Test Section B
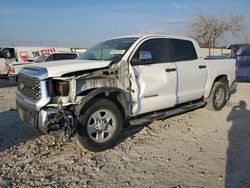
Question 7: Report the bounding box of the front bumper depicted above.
[17,95,59,134]
[16,90,55,134]
[16,91,38,128]
[17,96,38,129]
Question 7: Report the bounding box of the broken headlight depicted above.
[53,80,70,96]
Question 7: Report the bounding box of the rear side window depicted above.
[45,54,54,61]
[63,54,77,60]
[170,39,197,61]
[53,54,77,61]
[45,53,77,61]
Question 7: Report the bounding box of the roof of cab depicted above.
[110,34,195,42]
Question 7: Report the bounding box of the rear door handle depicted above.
[165,68,176,72]
[199,65,206,69]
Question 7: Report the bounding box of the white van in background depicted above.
[0,46,75,76]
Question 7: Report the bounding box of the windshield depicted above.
[35,53,50,63]
[78,37,138,63]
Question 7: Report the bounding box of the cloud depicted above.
[171,3,187,9]
[139,28,166,35]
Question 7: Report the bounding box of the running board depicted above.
[130,101,206,126]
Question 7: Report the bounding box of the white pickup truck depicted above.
[16,35,236,152]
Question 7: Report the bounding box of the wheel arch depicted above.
[206,74,229,99]
[74,87,131,121]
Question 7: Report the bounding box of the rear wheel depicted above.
[206,82,227,111]
[76,98,123,152]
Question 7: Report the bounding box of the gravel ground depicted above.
[0,79,250,188]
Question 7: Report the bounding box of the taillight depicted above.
[53,80,69,96]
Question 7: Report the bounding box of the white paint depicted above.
[175,58,207,104]
[133,62,177,115]
[29,59,111,77]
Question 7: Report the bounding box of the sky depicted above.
[0,0,249,48]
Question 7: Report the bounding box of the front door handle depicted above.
[165,68,176,72]
[199,65,206,69]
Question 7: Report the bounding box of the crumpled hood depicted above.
[20,59,111,78]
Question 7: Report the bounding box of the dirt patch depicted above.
[0,80,249,187]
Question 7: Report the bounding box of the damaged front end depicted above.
[38,104,76,140]
[17,61,133,141]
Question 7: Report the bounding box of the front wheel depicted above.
[206,82,227,111]
[76,98,123,152]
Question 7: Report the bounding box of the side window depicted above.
[71,54,78,59]
[0,48,15,59]
[165,39,175,62]
[53,54,62,61]
[61,54,68,60]
[170,39,198,61]
[56,54,77,60]
[63,54,77,60]
[45,54,54,61]
[131,38,166,65]
[9,48,15,58]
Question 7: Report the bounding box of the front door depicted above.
[130,38,177,115]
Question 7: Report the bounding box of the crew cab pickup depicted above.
[16,35,236,152]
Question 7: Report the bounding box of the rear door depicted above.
[130,38,177,115]
[169,39,207,104]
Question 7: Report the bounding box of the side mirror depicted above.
[139,51,152,64]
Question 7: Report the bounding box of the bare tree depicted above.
[187,12,245,47]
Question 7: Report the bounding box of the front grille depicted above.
[17,74,41,101]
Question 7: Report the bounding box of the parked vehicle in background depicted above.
[8,52,79,80]
[34,52,78,63]
[0,47,74,76]
[16,35,236,152]
[229,44,250,82]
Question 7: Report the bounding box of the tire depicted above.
[76,98,124,152]
[206,82,227,111]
